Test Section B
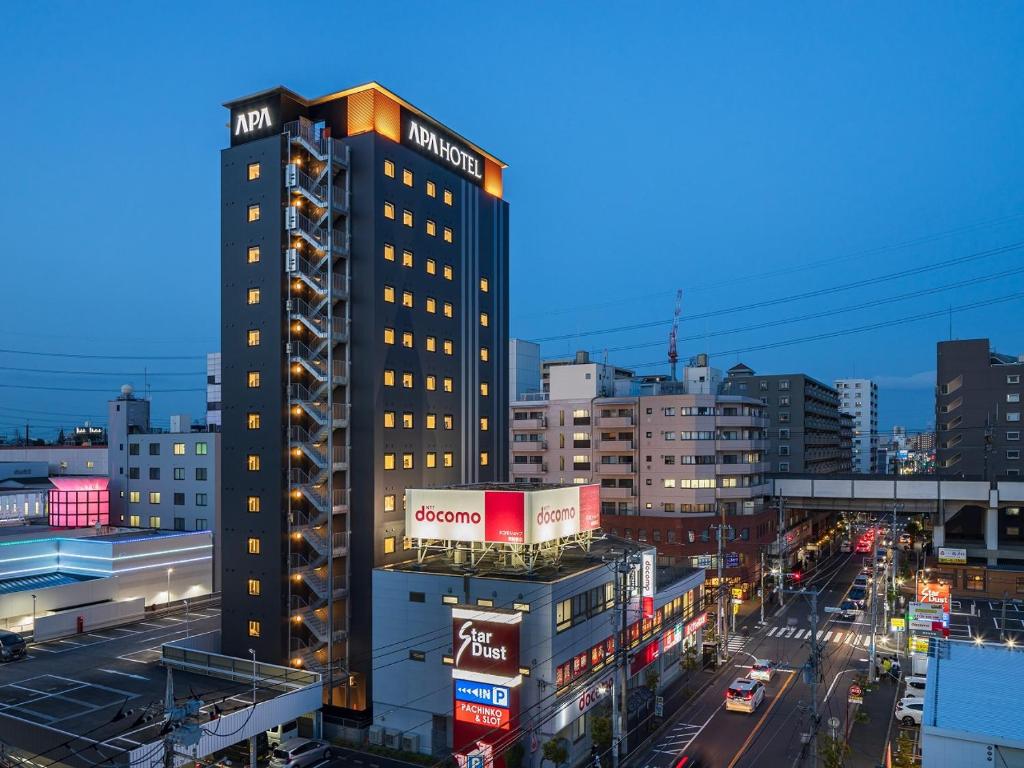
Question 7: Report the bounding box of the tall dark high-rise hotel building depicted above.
[220,83,509,712]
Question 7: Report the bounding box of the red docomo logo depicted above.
[536,505,576,525]
[415,506,481,525]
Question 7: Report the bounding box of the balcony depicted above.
[601,486,636,499]
[512,440,547,452]
[512,462,547,475]
[596,439,634,451]
[715,462,765,475]
[512,417,547,430]
[717,482,771,499]
[597,415,634,428]
[717,415,770,429]
[597,462,634,475]
[715,439,769,452]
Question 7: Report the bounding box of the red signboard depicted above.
[484,491,526,544]
[630,639,660,676]
[455,700,510,730]
[684,612,707,637]
[453,608,522,680]
[579,484,601,531]
[917,582,951,614]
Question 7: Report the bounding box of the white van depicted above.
[266,721,299,748]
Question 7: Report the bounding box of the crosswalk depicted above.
[764,626,870,645]
[726,634,750,652]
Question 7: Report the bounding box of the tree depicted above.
[681,643,699,673]
[645,670,660,691]
[818,734,849,768]
[892,732,916,768]
[541,739,568,768]
[591,715,612,756]
[505,742,525,768]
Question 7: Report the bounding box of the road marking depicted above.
[28,645,58,653]
[98,668,149,681]
[795,629,807,639]
[726,671,797,768]
[785,627,796,638]
[56,639,86,646]
[137,622,164,628]
[824,631,833,641]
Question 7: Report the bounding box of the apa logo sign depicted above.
[234,106,272,137]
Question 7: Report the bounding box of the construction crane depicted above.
[668,289,682,381]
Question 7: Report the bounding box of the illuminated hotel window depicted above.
[248,620,261,638]
[402,250,414,268]
[384,202,395,219]
[248,579,261,596]
[247,537,260,554]
[247,287,261,305]
[426,297,437,313]
[247,204,260,222]
[247,496,260,513]
[173,442,186,455]
[384,494,396,512]
[384,159,395,178]
[402,331,414,348]
[384,536,396,554]
[384,369,395,387]
[480,382,490,397]
[480,312,490,327]
[443,227,453,243]
[426,452,437,468]
[384,243,395,261]
[402,290,413,308]
[480,277,489,292]
[480,452,489,467]
[247,329,260,347]
[443,339,454,356]
[426,258,436,275]
[384,453,396,470]
[129,491,140,503]
[402,371,414,388]
[402,412,414,429]
[129,515,140,526]
[247,454,260,471]
[403,168,413,187]
[443,302,453,318]
[247,246,260,263]
[247,371,260,388]
[443,265,454,281]
[443,377,454,393]
[403,209,413,227]
[149,492,161,504]
[384,285,395,303]
[247,163,260,181]
[426,375,437,391]
[426,180,436,198]
[480,347,489,362]
[444,414,454,430]
[426,413,437,430]
[149,516,161,528]
[480,417,489,431]
[443,452,454,467]
[426,220,436,236]
[444,189,453,206]
[402,453,414,470]
[426,336,437,352]
[247,413,261,430]
[196,442,208,455]
[384,411,396,428]
[384,327,395,345]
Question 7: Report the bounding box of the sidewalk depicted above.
[845,667,899,768]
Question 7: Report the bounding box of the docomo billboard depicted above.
[407,485,601,545]
[452,607,522,684]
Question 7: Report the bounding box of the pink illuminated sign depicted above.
[48,477,109,528]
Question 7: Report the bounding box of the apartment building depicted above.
[835,378,879,473]
[221,83,508,712]
[510,362,773,592]
[721,363,851,473]
[540,351,634,393]
[509,338,541,400]
[937,339,1024,478]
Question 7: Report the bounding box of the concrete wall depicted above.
[0,447,107,476]
[923,729,1024,768]
[34,597,144,641]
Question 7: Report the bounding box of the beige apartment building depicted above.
[510,360,776,593]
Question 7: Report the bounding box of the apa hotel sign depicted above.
[401,109,485,185]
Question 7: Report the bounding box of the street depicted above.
[631,550,896,768]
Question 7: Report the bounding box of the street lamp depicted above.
[31,594,36,635]
[248,648,257,706]
[166,567,173,606]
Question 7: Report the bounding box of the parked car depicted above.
[895,697,924,726]
[269,739,332,768]
[266,721,299,748]
[848,587,867,607]
[853,575,869,589]
[725,678,766,713]
[838,600,860,621]
[0,630,27,662]
[749,659,775,682]
[904,675,927,695]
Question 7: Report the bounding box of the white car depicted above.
[269,739,333,768]
[725,678,766,713]
[748,659,775,682]
[896,697,924,726]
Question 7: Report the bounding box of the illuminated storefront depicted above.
[48,476,110,528]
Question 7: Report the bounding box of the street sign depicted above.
[848,683,863,705]
[890,617,906,632]
[726,553,740,568]
[654,696,664,717]
[697,555,713,568]
[455,680,511,708]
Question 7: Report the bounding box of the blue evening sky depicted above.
[1,1,1023,440]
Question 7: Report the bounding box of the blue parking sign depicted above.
[455,680,511,708]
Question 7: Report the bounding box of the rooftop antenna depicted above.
[668,289,682,381]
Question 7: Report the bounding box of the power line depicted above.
[528,240,1024,343]
[0,384,205,393]
[0,348,205,361]
[0,365,205,377]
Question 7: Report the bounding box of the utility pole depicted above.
[759,549,766,625]
[783,585,822,768]
[609,549,635,768]
[869,541,879,682]
[1001,591,1009,642]
[776,496,786,608]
